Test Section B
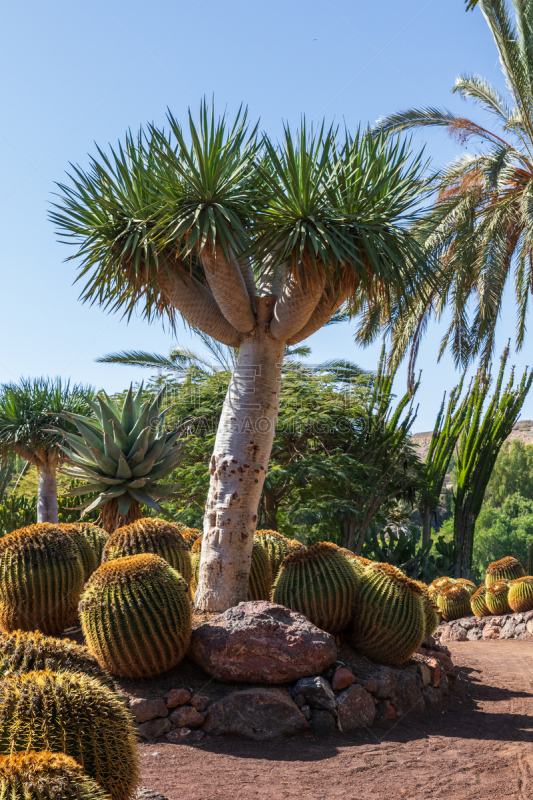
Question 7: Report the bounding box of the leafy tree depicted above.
[0,378,93,523]
[52,102,432,611]
[484,438,533,506]
[472,493,533,574]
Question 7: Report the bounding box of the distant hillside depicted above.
[412,420,533,462]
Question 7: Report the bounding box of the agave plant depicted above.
[58,385,184,532]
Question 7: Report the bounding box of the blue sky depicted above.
[0,0,527,429]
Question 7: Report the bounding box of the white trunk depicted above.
[195,296,284,612]
[37,465,58,524]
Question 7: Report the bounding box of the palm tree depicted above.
[0,378,94,523]
[371,0,533,379]
[51,102,434,611]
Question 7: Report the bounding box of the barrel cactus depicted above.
[455,578,477,598]
[508,576,533,613]
[180,528,201,548]
[0,524,84,635]
[191,535,272,600]
[60,523,99,581]
[0,751,112,800]
[339,549,373,573]
[72,522,109,561]
[413,580,440,635]
[345,562,425,666]
[101,517,192,587]
[0,630,113,689]
[428,576,455,599]
[271,542,359,635]
[471,584,491,617]
[0,670,138,800]
[255,530,295,579]
[437,583,471,621]
[80,554,191,678]
[486,556,525,587]
[486,580,511,614]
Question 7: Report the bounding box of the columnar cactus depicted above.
[0,524,84,635]
[436,583,471,621]
[486,580,511,614]
[0,630,113,689]
[455,578,477,598]
[101,517,192,587]
[471,584,491,617]
[0,670,139,800]
[72,522,109,561]
[271,542,359,635]
[0,752,112,800]
[345,562,425,666]
[413,580,440,635]
[508,576,533,613]
[191,535,273,600]
[486,556,525,587]
[79,554,192,678]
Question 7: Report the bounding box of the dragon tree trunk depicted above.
[37,465,58,524]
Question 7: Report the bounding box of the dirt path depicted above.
[140,641,533,800]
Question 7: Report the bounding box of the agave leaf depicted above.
[118,494,133,515]
[116,453,133,479]
[61,464,124,485]
[129,448,145,467]
[62,415,105,451]
[90,448,120,475]
[81,494,112,516]
[103,431,124,462]
[127,427,151,460]
[131,458,155,478]
[100,486,128,498]
[59,448,100,470]
[121,385,136,435]
[149,483,181,498]
[145,435,166,463]
[127,487,162,512]
[133,382,144,416]
[147,385,166,423]
[61,433,98,464]
[111,419,129,451]
[160,429,184,459]
[126,401,151,449]
[96,396,118,438]
[63,482,110,496]
[57,411,104,434]
[126,478,148,489]
[102,392,123,425]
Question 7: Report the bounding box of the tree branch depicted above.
[286,282,350,345]
[269,268,326,341]
[200,245,257,334]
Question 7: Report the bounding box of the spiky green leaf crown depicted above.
[57,383,184,517]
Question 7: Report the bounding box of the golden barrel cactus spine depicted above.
[486,580,511,614]
[471,584,491,617]
[428,576,456,600]
[0,524,84,635]
[508,576,533,613]
[72,522,109,561]
[255,530,304,580]
[0,751,112,800]
[80,554,192,678]
[0,670,139,800]
[437,583,471,621]
[413,580,440,635]
[485,556,525,587]
[59,523,99,581]
[455,578,477,598]
[271,542,359,635]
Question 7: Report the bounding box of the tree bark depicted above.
[263,488,279,530]
[100,497,142,534]
[37,465,58,524]
[195,296,285,612]
[343,517,356,551]
[422,506,431,548]
[454,501,474,579]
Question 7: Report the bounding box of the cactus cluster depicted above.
[180,528,202,547]
[486,580,511,614]
[80,553,191,678]
[0,670,138,800]
[413,580,440,635]
[437,583,471,621]
[101,517,192,587]
[428,576,455,599]
[486,557,525,587]
[455,578,477,598]
[73,522,109,561]
[0,524,84,635]
[345,562,425,666]
[255,530,305,580]
[508,576,533,613]
[0,630,113,689]
[471,584,491,617]
[271,542,359,635]
[0,752,112,800]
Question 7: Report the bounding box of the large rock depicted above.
[336,685,375,732]
[189,601,337,683]
[202,687,309,740]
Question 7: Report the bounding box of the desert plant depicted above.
[101,517,192,587]
[271,542,359,634]
[79,554,191,678]
[180,527,201,547]
[413,580,440,635]
[471,584,490,617]
[255,530,304,580]
[0,670,138,800]
[57,385,184,533]
[455,578,477,598]
[73,522,109,561]
[0,630,113,689]
[0,751,112,800]
[437,583,471,621]
[508,577,533,613]
[0,524,84,635]
[428,576,456,599]
[486,580,511,614]
[191,535,272,600]
[0,494,37,536]
[486,556,526,587]
[60,523,99,581]
[345,562,425,666]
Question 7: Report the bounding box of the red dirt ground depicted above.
[139,641,533,800]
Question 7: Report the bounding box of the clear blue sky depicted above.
[0,0,526,430]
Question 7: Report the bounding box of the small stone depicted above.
[440,626,467,642]
[169,706,205,728]
[332,667,355,691]
[500,619,517,639]
[457,618,475,630]
[364,680,379,694]
[136,718,172,740]
[190,693,209,712]
[166,727,205,744]
[336,684,375,732]
[301,704,312,720]
[166,689,191,709]
[467,628,483,641]
[293,693,305,708]
[423,688,442,705]
[421,633,436,649]
[130,698,169,724]
[374,667,397,699]
[376,699,396,721]
[416,663,432,687]
[515,613,524,623]
[136,789,171,800]
[523,610,533,624]
[526,619,533,635]
[483,625,501,640]
[310,708,337,736]
[292,677,336,712]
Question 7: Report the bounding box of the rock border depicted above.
[437,609,533,643]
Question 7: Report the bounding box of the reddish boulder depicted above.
[203,687,309,740]
[332,667,355,691]
[166,688,191,708]
[169,706,205,728]
[189,601,337,683]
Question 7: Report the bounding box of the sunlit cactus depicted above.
[59,523,99,581]
[437,583,471,621]
[0,630,113,689]
[72,522,109,561]
[471,584,491,617]
[180,528,202,548]
[271,542,359,634]
[0,670,139,800]
[486,556,525,587]
[0,524,84,635]
[339,548,373,575]
[80,554,191,678]
[428,576,456,599]
[413,580,440,635]
[455,578,477,598]
[345,562,425,666]
[101,517,192,587]
[255,530,305,580]
[191,535,273,600]
[486,580,511,614]
[508,576,533,613]
[0,751,112,800]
